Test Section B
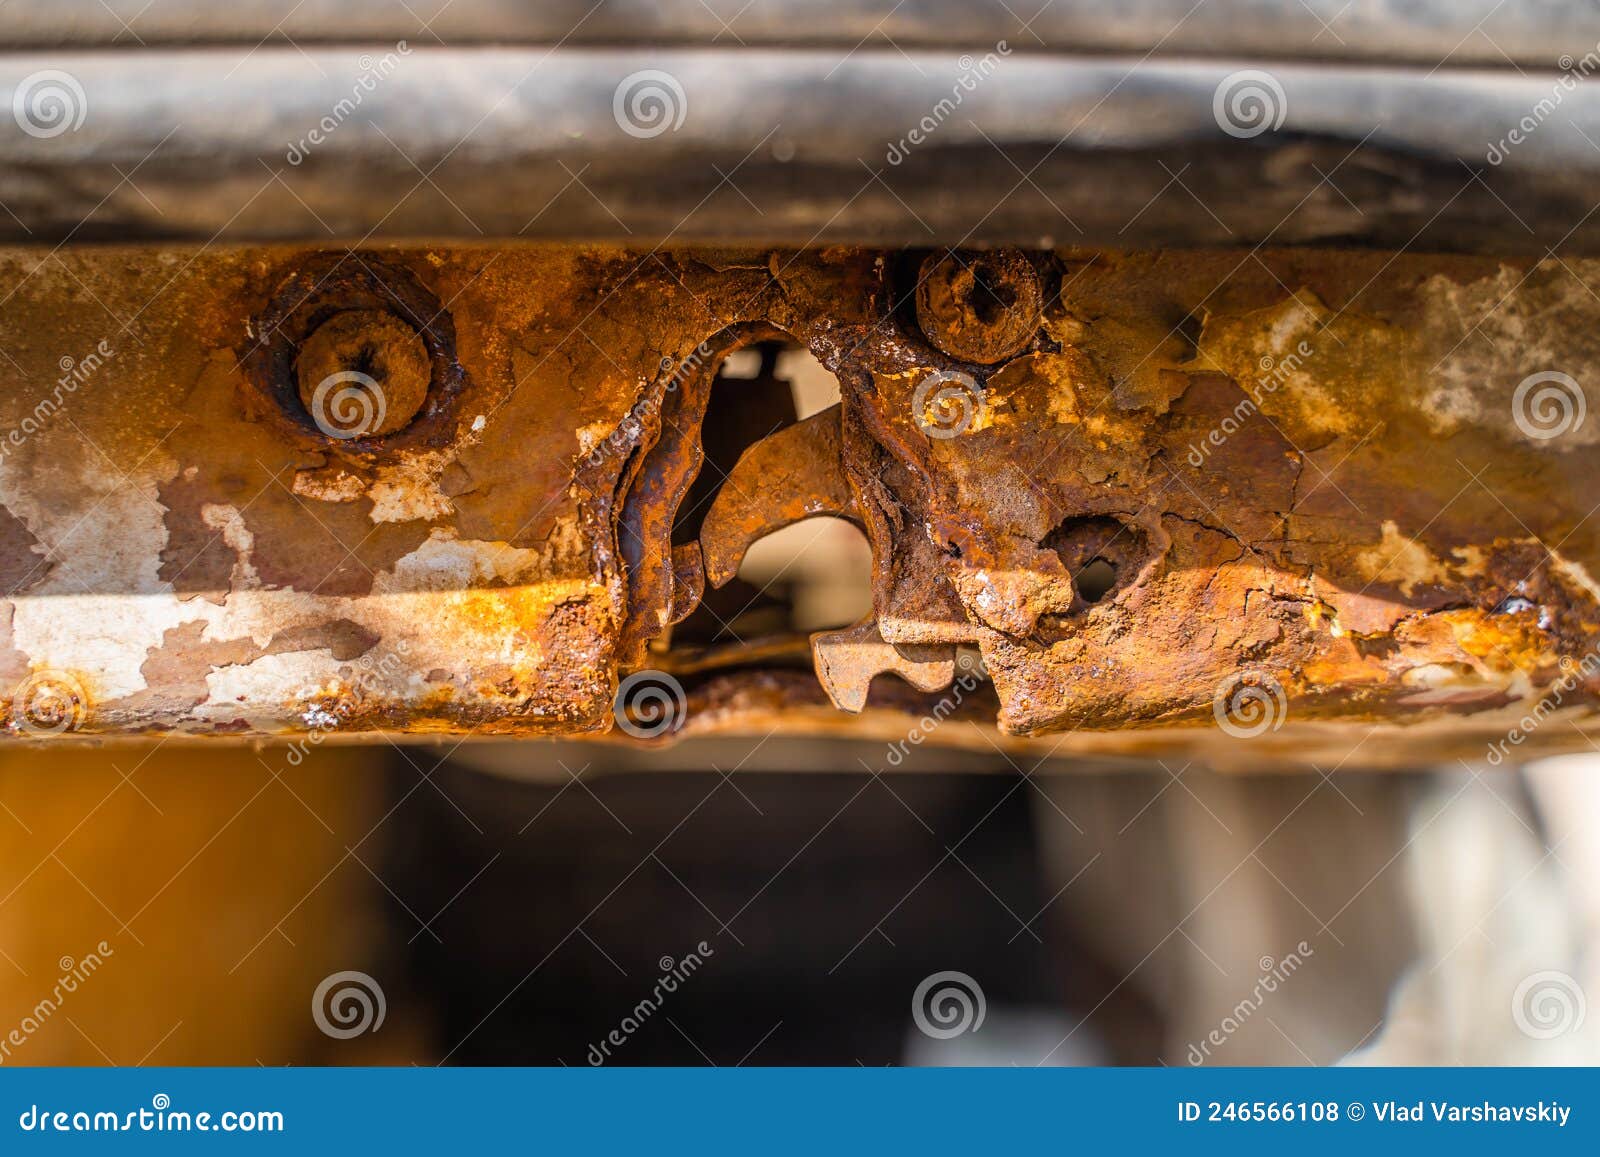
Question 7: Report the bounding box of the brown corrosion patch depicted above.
[1,241,1599,768]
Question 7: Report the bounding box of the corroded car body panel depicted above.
[1,244,1597,767]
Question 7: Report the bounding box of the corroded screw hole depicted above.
[914,248,1043,365]
[241,254,468,453]
[294,310,430,440]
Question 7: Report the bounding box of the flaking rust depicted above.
[0,243,1599,769]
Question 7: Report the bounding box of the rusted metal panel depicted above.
[2,243,1599,769]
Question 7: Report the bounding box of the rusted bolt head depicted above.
[294,310,431,440]
[915,249,1043,364]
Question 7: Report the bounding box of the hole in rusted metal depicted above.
[739,517,873,633]
[667,338,862,659]
[1075,557,1118,605]
[673,339,800,548]
[1043,515,1146,613]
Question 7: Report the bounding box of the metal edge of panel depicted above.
[0,0,1596,69]
[0,48,1595,252]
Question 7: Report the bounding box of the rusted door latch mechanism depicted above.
[1,244,1597,769]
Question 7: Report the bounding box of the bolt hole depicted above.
[1075,557,1117,605]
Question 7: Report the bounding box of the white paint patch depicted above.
[200,503,260,590]
[3,438,198,701]
[366,453,454,523]
[1421,260,1600,445]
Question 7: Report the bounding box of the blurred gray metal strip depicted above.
[1,47,1597,251]
[2,0,1598,67]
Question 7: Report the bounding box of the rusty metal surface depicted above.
[3,243,1600,769]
